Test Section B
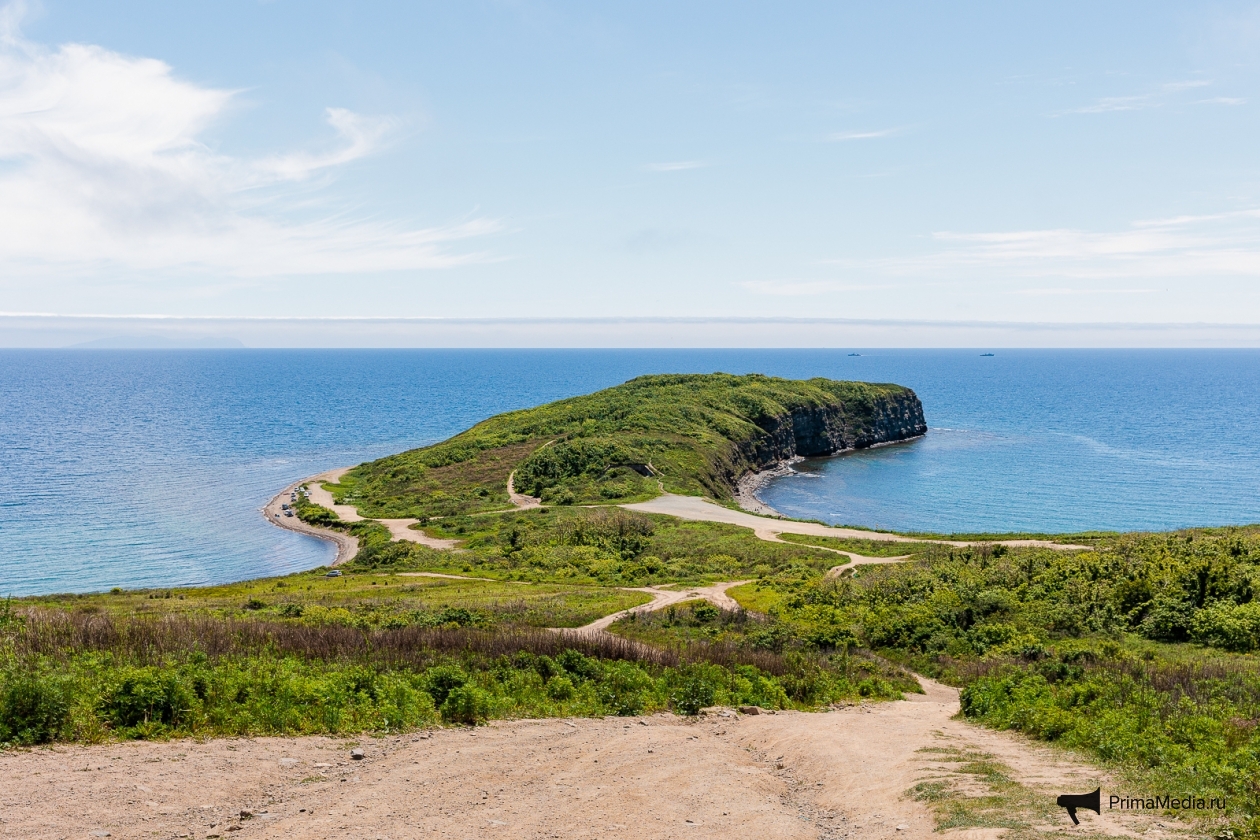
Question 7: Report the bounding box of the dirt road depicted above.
[622,494,1092,551]
[275,469,459,558]
[262,479,358,565]
[0,682,1177,840]
[561,580,752,636]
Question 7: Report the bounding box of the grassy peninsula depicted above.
[6,373,1260,836]
[332,372,924,516]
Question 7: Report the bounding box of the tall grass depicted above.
[0,607,901,747]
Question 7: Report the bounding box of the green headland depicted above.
[5,373,1260,836]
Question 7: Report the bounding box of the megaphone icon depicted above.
[1056,788,1101,825]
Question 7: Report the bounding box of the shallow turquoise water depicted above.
[1,349,1256,596]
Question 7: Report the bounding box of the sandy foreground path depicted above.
[0,682,1177,840]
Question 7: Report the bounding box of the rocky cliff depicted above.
[731,388,927,487]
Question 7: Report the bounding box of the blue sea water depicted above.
[0,349,1257,596]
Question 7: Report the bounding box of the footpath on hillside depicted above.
[268,470,1091,572]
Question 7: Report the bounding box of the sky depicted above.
[2,1,1260,346]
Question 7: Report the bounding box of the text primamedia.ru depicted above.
[1110,795,1225,811]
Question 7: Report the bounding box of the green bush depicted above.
[595,661,653,716]
[422,665,468,706]
[545,675,575,700]
[105,668,195,732]
[1190,602,1260,652]
[440,684,491,725]
[0,672,68,745]
[668,666,718,715]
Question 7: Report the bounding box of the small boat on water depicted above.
[980,353,995,357]
[848,353,861,356]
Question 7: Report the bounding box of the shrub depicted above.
[545,675,575,700]
[692,602,720,623]
[422,665,468,706]
[669,666,717,715]
[556,649,600,681]
[1190,602,1260,652]
[596,661,653,716]
[440,685,491,725]
[104,668,195,732]
[0,672,68,745]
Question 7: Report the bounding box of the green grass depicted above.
[727,581,786,613]
[345,507,843,586]
[24,568,653,630]
[331,373,922,518]
[908,746,1074,839]
[775,532,932,556]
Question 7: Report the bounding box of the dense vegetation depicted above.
[731,528,1260,836]
[0,588,915,745]
[330,373,918,517]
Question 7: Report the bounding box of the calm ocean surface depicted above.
[1,349,1258,596]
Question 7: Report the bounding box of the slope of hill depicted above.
[334,373,926,518]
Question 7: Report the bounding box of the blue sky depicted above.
[2,1,1260,345]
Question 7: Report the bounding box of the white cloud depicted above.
[742,279,882,296]
[828,128,898,141]
[1161,79,1212,92]
[642,160,706,172]
[1011,287,1158,296]
[1064,79,1228,115]
[0,6,496,279]
[258,108,399,181]
[1069,95,1155,114]
[860,209,1260,282]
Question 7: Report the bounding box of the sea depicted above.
[1,349,1258,596]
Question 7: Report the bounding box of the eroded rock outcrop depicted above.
[731,388,927,488]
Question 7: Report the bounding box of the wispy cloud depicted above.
[1064,78,1228,115]
[1198,96,1246,106]
[0,4,497,279]
[828,128,898,141]
[742,280,882,296]
[642,160,707,172]
[859,209,1260,281]
[1161,79,1212,92]
[1069,95,1156,114]
[1011,287,1159,296]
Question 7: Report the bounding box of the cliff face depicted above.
[735,388,927,478]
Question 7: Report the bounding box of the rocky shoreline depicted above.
[735,459,799,517]
[735,434,928,518]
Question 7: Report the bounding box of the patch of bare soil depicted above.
[0,683,1191,840]
[506,470,542,510]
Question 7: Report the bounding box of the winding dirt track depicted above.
[267,466,1090,576]
[622,493,1092,551]
[507,470,543,510]
[558,580,752,637]
[263,469,458,565]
